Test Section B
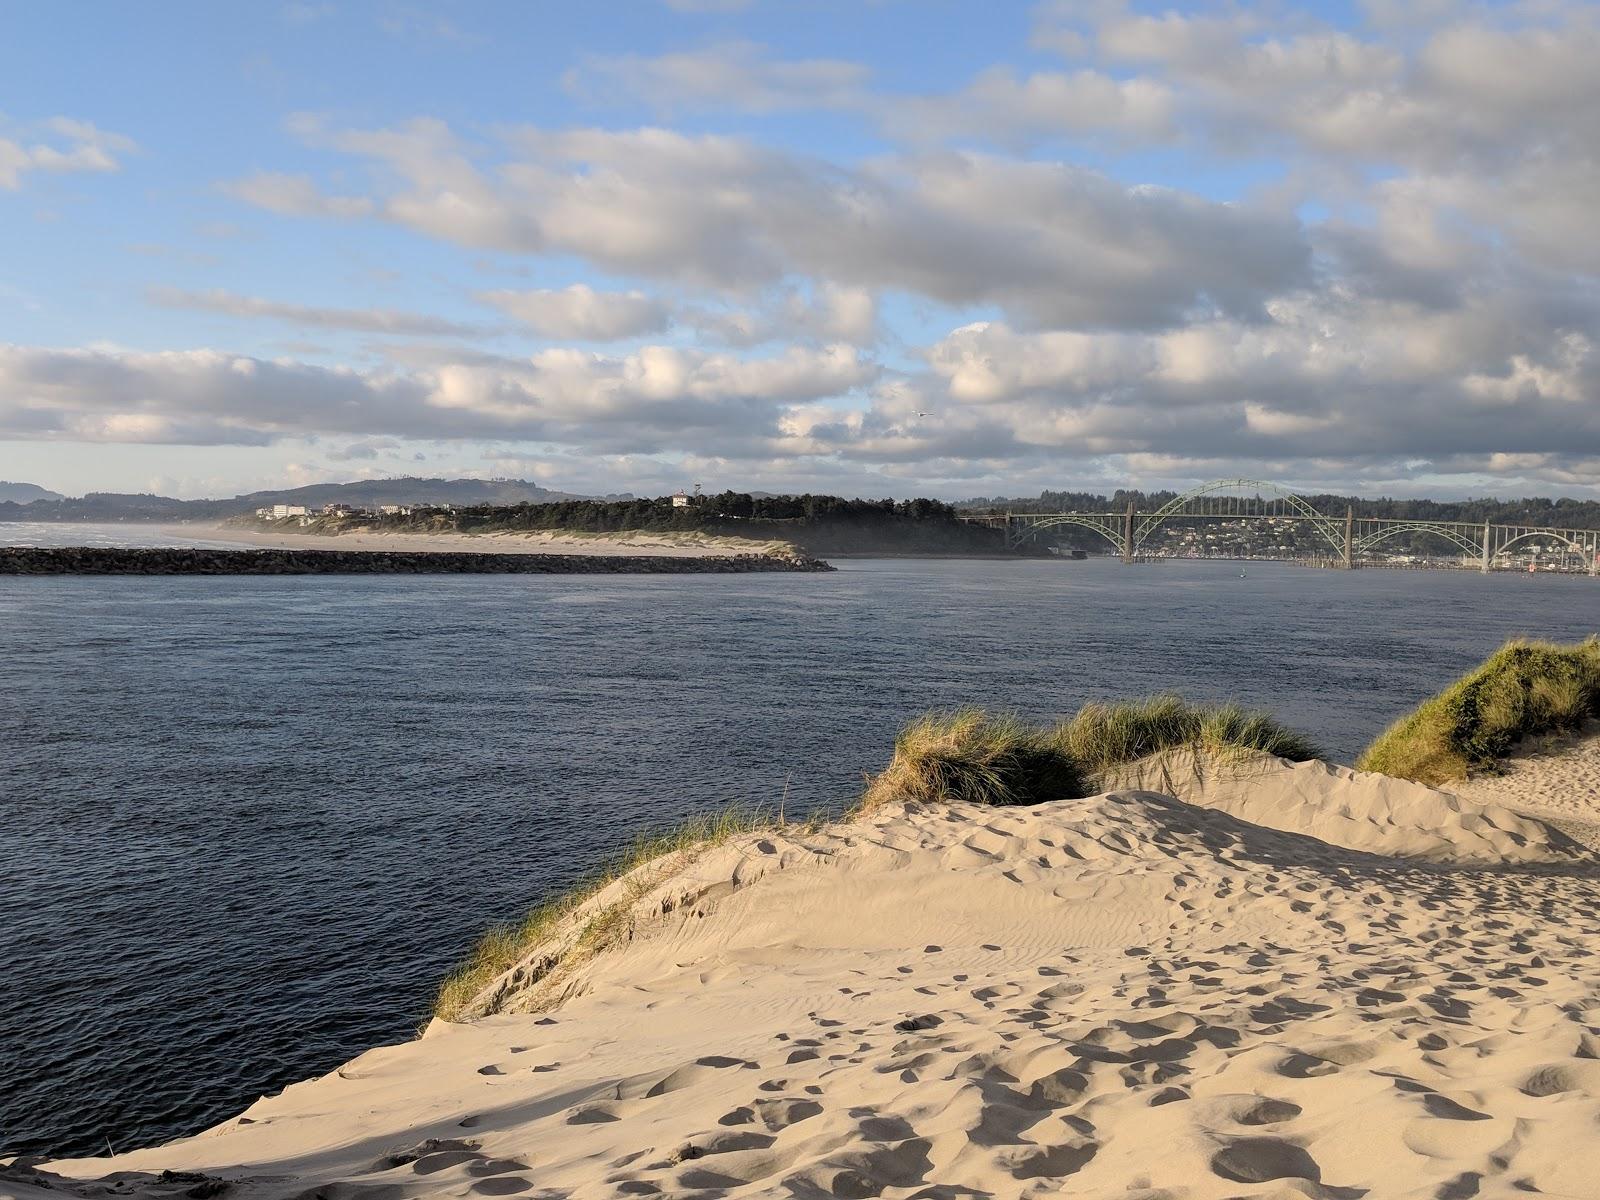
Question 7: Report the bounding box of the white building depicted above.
[671,491,690,508]
[269,504,308,519]
[378,504,412,516]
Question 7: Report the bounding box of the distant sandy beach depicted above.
[176,523,794,559]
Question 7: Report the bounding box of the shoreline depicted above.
[10,746,1599,1198]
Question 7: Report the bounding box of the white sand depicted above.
[179,524,794,559]
[15,754,1600,1199]
[1448,723,1600,850]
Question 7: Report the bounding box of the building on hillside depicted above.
[671,491,690,508]
[321,503,358,517]
[267,504,308,519]
[378,504,412,516]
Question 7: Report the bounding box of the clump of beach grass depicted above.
[861,697,1319,811]
[1358,637,1600,786]
[861,709,1086,810]
[432,805,820,1022]
[1061,694,1320,784]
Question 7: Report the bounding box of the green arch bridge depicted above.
[958,478,1600,575]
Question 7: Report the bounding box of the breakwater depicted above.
[0,547,834,575]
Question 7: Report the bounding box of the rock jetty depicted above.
[0,547,834,575]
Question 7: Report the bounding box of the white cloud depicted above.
[225,121,1310,329]
[148,287,496,337]
[0,117,135,190]
[879,68,1176,144]
[0,341,876,458]
[566,41,869,113]
[478,284,672,340]
[683,284,880,347]
[220,171,374,218]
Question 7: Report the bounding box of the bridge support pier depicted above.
[1343,507,1354,569]
[1121,501,1135,564]
[1481,521,1491,574]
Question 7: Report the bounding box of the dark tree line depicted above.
[958,489,1600,530]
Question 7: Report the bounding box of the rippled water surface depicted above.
[3,554,1597,1155]
[0,521,255,549]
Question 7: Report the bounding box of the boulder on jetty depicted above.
[0,546,834,575]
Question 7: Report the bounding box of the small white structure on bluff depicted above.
[671,491,690,508]
[256,504,309,519]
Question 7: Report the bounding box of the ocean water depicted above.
[2,554,1597,1157]
[0,522,257,550]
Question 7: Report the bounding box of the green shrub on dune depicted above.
[1358,637,1600,786]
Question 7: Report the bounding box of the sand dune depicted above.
[1449,723,1600,851]
[12,754,1600,1199]
[1100,748,1582,864]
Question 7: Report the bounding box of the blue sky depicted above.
[4,1,1600,500]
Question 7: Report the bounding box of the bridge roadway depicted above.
[958,479,1600,575]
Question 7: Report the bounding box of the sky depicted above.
[3,0,1600,501]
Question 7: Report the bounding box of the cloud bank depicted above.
[14,3,1600,497]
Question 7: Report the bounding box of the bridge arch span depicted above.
[1354,523,1482,558]
[1132,478,1346,556]
[1493,530,1595,561]
[1008,515,1124,551]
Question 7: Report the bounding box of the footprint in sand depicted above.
[1521,1061,1600,1097]
[1195,1095,1301,1125]
[566,1104,621,1124]
[1005,1139,1098,1181]
[470,1178,532,1195]
[1210,1138,1321,1184]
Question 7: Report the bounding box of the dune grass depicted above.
[432,806,819,1022]
[861,696,1320,811]
[1061,694,1322,780]
[437,694,1315,1022]
[1357,637,1600,786]
[860,710,1086,810]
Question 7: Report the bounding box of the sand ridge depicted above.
[12,759,1600,1200]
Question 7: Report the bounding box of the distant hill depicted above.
[229,477,608,510]
[0,481,65,505]
[0,478,630,522]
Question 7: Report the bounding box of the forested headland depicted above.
[258,493,1032,557]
